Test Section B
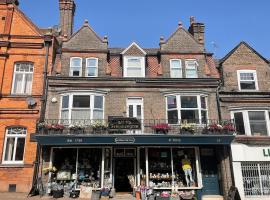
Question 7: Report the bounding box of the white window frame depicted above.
[237,70,258,91]
[69,57,82,77]
[170,59,182,78]
[165,94,208,125]
[123,56,145,78]
[60,93,105,123]
[2,127,26,165]
[185,59,198,78]
[11,62,34,95]
[231,110,270,136]
[85,58,98,77]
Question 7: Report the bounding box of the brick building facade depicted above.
[0,0,54,193]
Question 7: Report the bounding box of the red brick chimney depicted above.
[59,0,76,38]
[0,0,19,5]
[188,16,205,45]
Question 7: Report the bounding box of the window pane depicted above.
[181,110,199,123]
[137,105,142,119]
[87,67,97,76]
[240,73,254,80]
[71,109,90,120]
[234,112,245,135]
[62,96,69,109]
[168,110,178,124]
[181,96,197,108]
[186,69,197,78]
[201,110,207,124]
[171,68,182,78]
[24,73,32,94]
[248,111,267,136]
[94,96,103,109]
[87,59,97,67]
[240,82,256,90]
[15,138,25,161]
[71,67,81,76]
[129,105,133,117]
[73,95,90,108]
[61,110,69,120]
[127,68,142,77]
[4,138,15,161]
[93,110,103,120]
[71,58,81,67]
[201,97,206,109]
[171,60,181,68]
[127,58,141,68]
[13,73,23,94]
[167,96,177,109]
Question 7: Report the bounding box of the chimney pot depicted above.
[190,16,195,25]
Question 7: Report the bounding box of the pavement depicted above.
[0,192,135,200]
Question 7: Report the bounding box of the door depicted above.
[127,98,143,133]
[200,148,221,196]
[114,157,135,192]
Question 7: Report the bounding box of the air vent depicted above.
[8,184,16,192]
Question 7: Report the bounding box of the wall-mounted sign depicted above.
[114,137,136,144]
[108,117,141,130]
[263,148,270,157]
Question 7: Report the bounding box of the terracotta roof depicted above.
[206,55,220,78]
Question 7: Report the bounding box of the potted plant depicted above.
[151,123,171,134]
[68,123,85,134]
[222,123,236,134]
[204,123,223,134]
[45,124,65,134]
[180,122,196,134]
[91,120,107,134]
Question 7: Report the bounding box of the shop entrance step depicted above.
[112,193,134,200]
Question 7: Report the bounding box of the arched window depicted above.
[2,127,26,164]
[12,62,34,95]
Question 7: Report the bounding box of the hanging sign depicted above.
[108,117,141,130]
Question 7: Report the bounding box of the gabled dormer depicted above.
[121,42,146,78]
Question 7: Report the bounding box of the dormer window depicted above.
[70,57,82,77]
[123,56,145,77]
[185,60,198,78]
[86,58,98,77]
[237,70,258,91]
[170,59,182,78]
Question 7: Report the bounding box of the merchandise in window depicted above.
[167,95,208,124]
[86,58,98,77]
[124,57,145,77]
[70,57,82,76]
[170,59,182,78]
[238,70,257,90]
[12,63,33,95]
[185,60,198,78]
[3,127,26,163]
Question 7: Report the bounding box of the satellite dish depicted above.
[26,97,37,108]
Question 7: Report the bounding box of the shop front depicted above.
[35,135,234,199]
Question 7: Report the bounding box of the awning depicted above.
[32,134,235,146]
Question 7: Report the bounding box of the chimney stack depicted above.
[188,16,205,45]
[0,0,19,5]
[59,0,76,39]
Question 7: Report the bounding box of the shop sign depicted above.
[108,117,141,130]
[114,136,135,144]
[263,148,270,157]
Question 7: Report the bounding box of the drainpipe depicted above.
[216,80,222,122]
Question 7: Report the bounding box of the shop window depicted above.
[237,70,258,91]
[60,94,104,122]
[170,59,182,78]
[2,127,26,164]
[86,58,98,77]
[241,162,270,197]
[185,60,198,78]
[70,57,82,76]
[104,148,112,186]
[166,95,208,124]
[123,56,145,77]
[12,62,33,95]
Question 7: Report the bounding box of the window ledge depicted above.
[0,163,33,168]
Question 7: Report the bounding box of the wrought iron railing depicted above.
[36,119,236,136]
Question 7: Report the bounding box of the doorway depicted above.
[114,157,135,192]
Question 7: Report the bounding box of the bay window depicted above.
[232,110,270,136]
[70,57,82,76]
[60,93,104,122]
[12,62,33,95]
[2,127,26,164]
[123,56,145,77]
[166,95,208,124]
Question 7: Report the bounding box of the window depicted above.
[12,63,33,95]
[166,95,207,124]
[242,162,270,197]
[237,70,258,91]
[60,94,104,123]
[123,56,145,77]
[86,58,98,77]
[70,57,82,76]
[170,59,182,78]
[2,127,26,164]
[185,60,198,78]
[232,110,269,136]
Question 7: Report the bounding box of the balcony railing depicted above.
[36,119,236,136]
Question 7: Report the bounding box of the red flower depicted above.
[223,123,235,132]
[151,123,171,130]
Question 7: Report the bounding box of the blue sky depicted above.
[20,0,270,58]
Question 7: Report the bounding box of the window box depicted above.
[151,123,171,134]
[92,121,108,134]
[180,123,196,135]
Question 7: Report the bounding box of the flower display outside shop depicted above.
[91,120,108,134]
[151,123,171,134]
[204,122,235,134]
[180,122,196,134]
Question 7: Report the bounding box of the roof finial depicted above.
[178,21,183,28]
[160,36,165,44]
[103,35,108,43]
[84,19,88,26]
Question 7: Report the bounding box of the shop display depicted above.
[181,154,194,187]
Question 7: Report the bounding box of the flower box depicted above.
[151,123,171,134]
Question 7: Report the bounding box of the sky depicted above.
[20,0,270,59]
